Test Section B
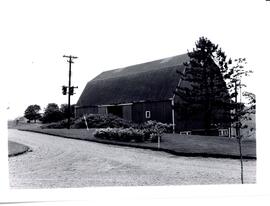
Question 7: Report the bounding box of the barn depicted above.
[75,53,229,133]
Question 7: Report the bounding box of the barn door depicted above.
[107,106,123,118]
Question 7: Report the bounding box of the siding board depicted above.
[122,105,132,121]
[98,107,107,115]
[132,100,172,124]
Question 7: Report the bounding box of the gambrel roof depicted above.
[77,53,189,107]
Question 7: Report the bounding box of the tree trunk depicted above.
[238,136,244,184]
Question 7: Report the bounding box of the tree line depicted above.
[24,103,75,124]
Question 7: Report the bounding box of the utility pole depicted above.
[63,55,78,129]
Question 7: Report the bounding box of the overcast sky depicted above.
[1,0,269,119]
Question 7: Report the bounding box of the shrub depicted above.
[143,127,162,142]
[93,124,167,143]
[40,113,170,143]
[94,127,145,142]
[71,114,137,129]
[138,120,173,142]
[41,118,75,129]
[140,120,173,133]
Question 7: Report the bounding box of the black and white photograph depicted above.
[0,0,269,205]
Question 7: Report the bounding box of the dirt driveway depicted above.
[8,129,256,188]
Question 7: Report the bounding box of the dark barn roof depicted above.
[77,53,189,107]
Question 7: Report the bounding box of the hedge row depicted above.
[71,114,137,129]
[41,114,173,132]
[94,128,146,142]
[40,118,75,129]
[40,114,173,143]
[93,122,170,143]
[41,114,135,129]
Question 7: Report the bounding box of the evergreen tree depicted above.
[175,37,231,134]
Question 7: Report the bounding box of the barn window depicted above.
[145,111,151,119]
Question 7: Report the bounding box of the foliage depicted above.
[93,120,170,143]
[175,37,231,134]
[138,120,172,141]
[40,103,76,125]
[243,92,256,111]
[241,92,256,134]
[94,127,145,142]
[41,103,64,123]
[175,37,255,138]
[221,54,254,185]
[40,118,75,129]
[94,126,163,143]
[24,104,42,123]
[60,104,75,119]
[71,113,137,129]
[225,58,254,136]
[140,120,173,133]
[40,113,170,143]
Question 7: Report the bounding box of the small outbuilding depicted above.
[75,53,228,133]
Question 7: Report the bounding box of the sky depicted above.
[1,0,269,120]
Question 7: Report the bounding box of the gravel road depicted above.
[8,129,256,188]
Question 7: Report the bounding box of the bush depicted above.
[40,114,136,129]
[71,114,137,129]
[41,118,75,129]
[140,120,173,133]
[40,114,170,143]
[137,120,173,142]
[142,127,162,142]
[94,127,145,142]
[93,123,168,143]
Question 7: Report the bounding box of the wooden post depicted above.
[83,115,89,130]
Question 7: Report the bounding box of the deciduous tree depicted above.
[41,103,63,123]
[225,58,254,184]
[60,104,75,119]
[24,104,41,123]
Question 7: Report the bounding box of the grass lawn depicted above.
[8,120,42,130]
[8,141,30,157]
[18,128,256,159]
[162,133,256,158]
